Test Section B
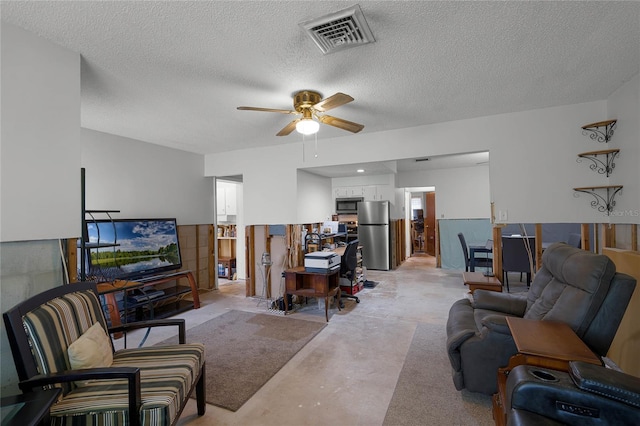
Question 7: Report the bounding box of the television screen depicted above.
[84,218,182,281]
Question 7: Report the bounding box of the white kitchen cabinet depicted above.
[363,185,392,201]
[363,185,377,201]
[217,182,237,216]
[335,186,364,197]
[376,184,393,201]
[224,185,237,215]
[216,187,226,215]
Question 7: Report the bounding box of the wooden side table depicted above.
[1,388,61,425]
[492,317,602,426]
[284,266,341,322]
[462,271,502,293]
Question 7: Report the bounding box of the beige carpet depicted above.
[383,322,493,425]
[158,309,326,411]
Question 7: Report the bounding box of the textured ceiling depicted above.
[2,1,639,157]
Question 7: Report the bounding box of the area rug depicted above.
[158,310,325,412]
[383,322,492,425]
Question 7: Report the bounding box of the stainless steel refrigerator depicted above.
[358,200,390,270]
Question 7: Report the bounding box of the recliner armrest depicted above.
[569,361,640,408]
[473,290,527,316]
[481,314,512,335]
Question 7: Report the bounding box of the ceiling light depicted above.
[357,169,365,173]
[296,118,320,135]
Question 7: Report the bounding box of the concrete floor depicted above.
[117,255,506,425]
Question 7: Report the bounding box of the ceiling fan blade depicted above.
[318,115,364,133]
[312,93,354,112]
[276,119,300,136]
[237,106,296,114]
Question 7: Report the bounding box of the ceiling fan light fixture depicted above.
[296,118,320,135]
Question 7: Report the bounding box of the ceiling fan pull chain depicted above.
[314,133,318,158]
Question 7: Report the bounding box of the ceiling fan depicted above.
[237,90,364,136]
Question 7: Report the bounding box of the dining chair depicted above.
[502,235,536,291]
[458,232,492,272]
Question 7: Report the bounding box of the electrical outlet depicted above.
[499,210,508,221]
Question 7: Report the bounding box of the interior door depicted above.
[425,192,436,256]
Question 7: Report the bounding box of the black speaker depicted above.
[274,294,293,311]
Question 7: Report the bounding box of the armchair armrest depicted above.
[19,366,141,390]
[473,290,527,316]
[109,318,186,344]
[19,367,142,425]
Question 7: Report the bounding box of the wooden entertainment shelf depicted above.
[97,270,200,338]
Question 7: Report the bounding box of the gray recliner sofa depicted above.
[446,242,636,395]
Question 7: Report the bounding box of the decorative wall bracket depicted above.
[581,119,617,143]
[573,185,623,215]
[576,149,620,177]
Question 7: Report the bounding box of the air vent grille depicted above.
[300,4,375,54]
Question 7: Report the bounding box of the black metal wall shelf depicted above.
[80,168,120,282]
[581,119,617,143]
[576,149,620,177]
[573,185,623,215]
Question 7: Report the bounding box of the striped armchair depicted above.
[3,281,206,425]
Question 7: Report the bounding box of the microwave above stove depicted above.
[336,197,364,214]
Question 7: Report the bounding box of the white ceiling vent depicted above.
[300,4,375,54]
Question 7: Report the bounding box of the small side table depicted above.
[1,388,61,425]
[462,271,502,293]
[284,266,341,322]
[492,318,602,426]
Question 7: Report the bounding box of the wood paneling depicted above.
[603,248,640,377]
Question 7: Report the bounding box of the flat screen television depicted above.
[84,218,182,281]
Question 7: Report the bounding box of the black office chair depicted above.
[339,239,361,307]
[458,232,492,272]
[502,236,535,292]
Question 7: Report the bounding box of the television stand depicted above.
[97,270,200,338]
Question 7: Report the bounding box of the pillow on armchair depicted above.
[68,322,114,370]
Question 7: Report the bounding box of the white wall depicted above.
[81,129,214,225]
[398,165,490,219]
[205,143,302,225]
[0,22,80,395]
[297,170,333,224]
[607,73,639,224]
[1,23,80,241]
[207,98,640,226]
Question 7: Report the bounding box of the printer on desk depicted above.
[304,251,341,273]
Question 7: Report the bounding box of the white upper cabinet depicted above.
[216,187,226,215]
[363,185,392,201]
[217,182,237,216]
[334,184,392,201]
[335,186,364,197]
[225,186,237,215]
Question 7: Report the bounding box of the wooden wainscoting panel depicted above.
[603,248,640,377]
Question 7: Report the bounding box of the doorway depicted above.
[409,189,436,257]
[215,176,244,287]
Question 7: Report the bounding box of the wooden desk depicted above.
[284,266,341,322]
[462,271,502,293]
[492,317,602,425]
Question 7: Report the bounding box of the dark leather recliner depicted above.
[505,361,640,425]
[446,242,636,395]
